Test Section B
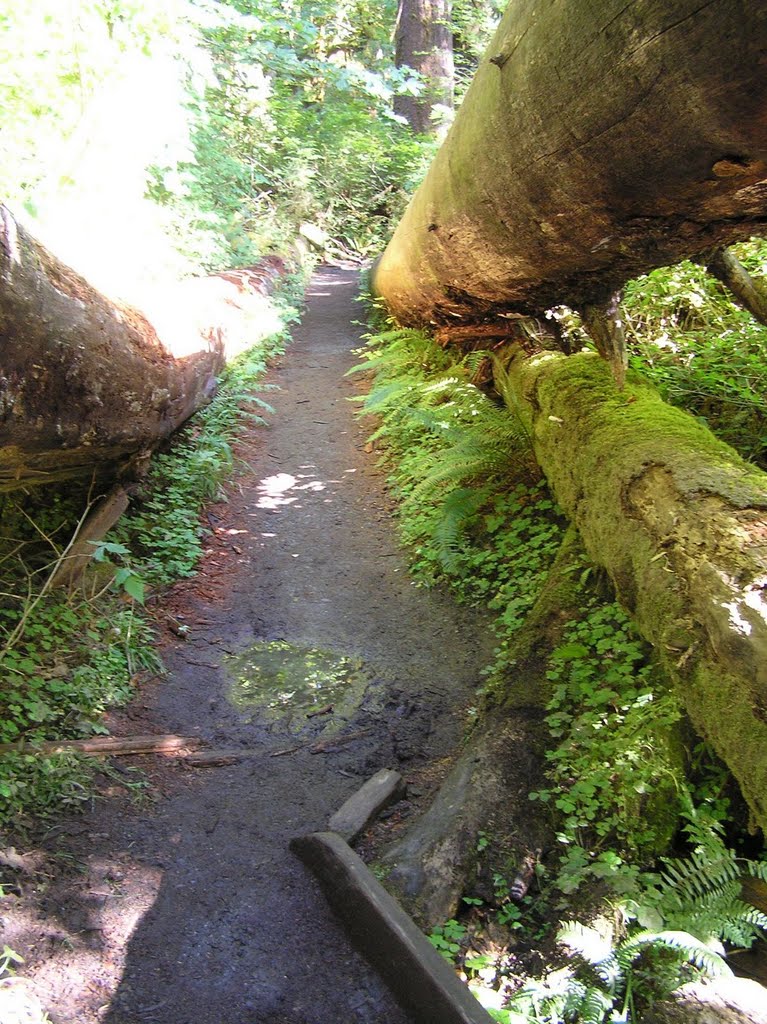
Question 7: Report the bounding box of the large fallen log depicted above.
[503,350,767,835]
[372,1,767,332]
[0,204,289,492]
[370,0,767,845]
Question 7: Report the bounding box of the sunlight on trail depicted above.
[256,472,328,510]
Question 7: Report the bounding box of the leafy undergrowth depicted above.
[111,285,302,584]
[0,281,303,829]
[621,240,767,468]
[349,324,565,672]
[354,311,767,1022]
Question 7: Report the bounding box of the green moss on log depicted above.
[507,350,767,834]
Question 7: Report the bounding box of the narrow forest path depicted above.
[19,268,495,1024]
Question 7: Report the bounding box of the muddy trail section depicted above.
[6,268,495,1024]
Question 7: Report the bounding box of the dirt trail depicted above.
[12,268,494,1024]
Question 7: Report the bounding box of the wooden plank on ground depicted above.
[291,831,495,1024]
[0,735,202,756]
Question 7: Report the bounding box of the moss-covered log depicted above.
[373,0,767,329]
[0,205,287,492]
[506,350,767,834]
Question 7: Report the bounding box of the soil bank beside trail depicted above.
[13,268,495,1024]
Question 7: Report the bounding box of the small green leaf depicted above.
[551,642,590,662]
[122,575,145,604]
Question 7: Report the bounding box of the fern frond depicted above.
[578,986,615,1024]
[618,929,732,979]
[557,920,614,965]
[745,858,767,883]
[432,486,492,570]
[660,847,740,905]
[409,413,535,497]
[462,349,492,377]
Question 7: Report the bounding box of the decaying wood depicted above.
[378,711,549,929]
[328,769,405,843]
[183,748,262,767]
[48,483,132,588]
[703,246,767,328]
[306,704,334,719]
[580,293,628,389]
[374,1,767,344]
[309,729,371,754]
[0,734,201,756]
[183,728,374,766]
[508,847,542,902]
[0,205,290,492]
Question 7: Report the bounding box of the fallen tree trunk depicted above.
[505,350,767,834]
[378,710,549,928]
[373,0,767,329]
[0,205,289,492]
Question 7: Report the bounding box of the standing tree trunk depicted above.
[394,0,454,134]
[372,0,767,834]
[376,0,767,325]
[0,205,287,492]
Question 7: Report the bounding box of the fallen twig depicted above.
[309,729,371,754]
[183,748,262,767]
[306,704,333,719]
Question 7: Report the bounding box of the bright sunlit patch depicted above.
[256,472,299,509]
[721,577,767,637]
[743,578,767,624]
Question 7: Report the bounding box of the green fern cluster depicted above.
[500,814,767,1024]
[351,326,545,579]
[643,812,767,949]
[505,851,767,1024]
[351,326,566,676]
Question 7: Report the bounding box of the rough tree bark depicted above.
[394,0,454,134]
[0,205,286,493]
[375,0,767,327]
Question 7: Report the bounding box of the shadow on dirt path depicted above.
[19,268,495,1024]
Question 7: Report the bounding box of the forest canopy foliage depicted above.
[1,0,502,289]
